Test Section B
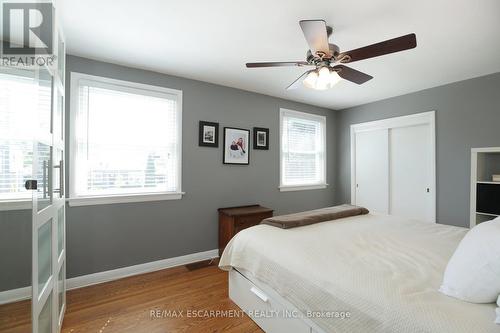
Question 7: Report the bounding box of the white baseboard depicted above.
[66,249,219,290]
[0,286,32,305]
[0,249,219,305]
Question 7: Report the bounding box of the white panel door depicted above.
[31,67,56,333]
[31,17,66,333]
[389,124,433,222]
[354,129,389,213]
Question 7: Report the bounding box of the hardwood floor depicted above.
[0,261,263,333]
[0,297,30,333]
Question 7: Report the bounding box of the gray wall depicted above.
[335,72,500,227]
[0,210,32,291]
[63,56,337,279]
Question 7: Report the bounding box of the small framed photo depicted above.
[199,121,219,147]
[223,127,250,165]
[253,127,269,150]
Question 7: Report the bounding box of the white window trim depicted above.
[279,184,328,192]
[69,72,183,206]
[279,108,328,192]
[0,199,32,211]
[67,192,184,207]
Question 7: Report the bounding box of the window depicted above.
[280,108,327,191]
[69,73,182,206]
[0,69,51,206]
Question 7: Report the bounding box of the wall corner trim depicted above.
[0,249,219,305]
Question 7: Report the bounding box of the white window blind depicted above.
[280,109,326,189]
[0,70,51,201]
[71,75,182,200]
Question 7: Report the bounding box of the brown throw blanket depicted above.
[261,204,369,229]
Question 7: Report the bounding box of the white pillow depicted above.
[439,217,500,303]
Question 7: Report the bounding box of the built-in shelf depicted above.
[476,211,500,217]
[470,147,500,228]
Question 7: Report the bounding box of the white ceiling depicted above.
[60,0,500,110]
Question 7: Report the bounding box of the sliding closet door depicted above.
[354,129,389,213]
[390,124,434,222]
[352,112,436,223]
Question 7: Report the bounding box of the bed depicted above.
[219,213,499,333]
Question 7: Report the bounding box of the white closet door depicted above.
[389,124,433,222]
[354,129,389,213]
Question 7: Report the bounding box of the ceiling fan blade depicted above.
[286,70,312,90]
[299,20,331,57]
[333,65,373,84]
[338,33,416,63]
[246,61,309,68]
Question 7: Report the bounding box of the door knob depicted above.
[25,180,38,190]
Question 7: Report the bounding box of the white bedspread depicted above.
[219,213,500,333]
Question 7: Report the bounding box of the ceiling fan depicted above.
[246,20,417,90]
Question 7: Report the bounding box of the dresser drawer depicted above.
[235,213,271,230]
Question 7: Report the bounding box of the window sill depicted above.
[279,184,328,192]
[0,199,32,211]
[67,192,185,207]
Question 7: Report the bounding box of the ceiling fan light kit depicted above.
[246,20,417,91]
[303,67,341,90]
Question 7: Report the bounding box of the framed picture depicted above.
[253,127,269,150]
[223,127,250,165]
[199,121,219,147]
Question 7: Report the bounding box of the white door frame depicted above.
[350,111,436,222]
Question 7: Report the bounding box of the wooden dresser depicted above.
[218,205,273,256]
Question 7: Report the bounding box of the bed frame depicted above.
[229,269,327,333]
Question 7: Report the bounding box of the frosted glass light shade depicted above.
[329,71,341,86]
[303,67,341,90]
[303,71,318,89]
